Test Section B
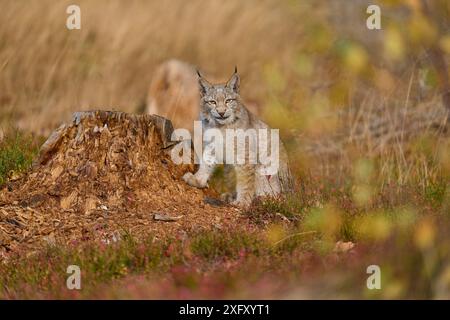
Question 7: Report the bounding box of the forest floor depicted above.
[0,112,448,299]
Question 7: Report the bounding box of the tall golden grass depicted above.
[0,1,449,299]
[0,0,303,134]
[0,0,449,188]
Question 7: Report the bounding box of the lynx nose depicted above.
[218,111,226,117]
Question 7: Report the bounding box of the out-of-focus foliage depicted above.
[0,0,449,299]
[262,0,450,192]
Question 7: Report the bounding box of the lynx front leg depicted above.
[183,140,218,189]
[231,165,256,207]
[182,162,215,189]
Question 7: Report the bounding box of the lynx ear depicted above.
[197,69,211,97]
[226,67,240,93]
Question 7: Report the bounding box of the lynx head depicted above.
[197,67,244,126]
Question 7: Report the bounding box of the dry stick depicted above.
[396,65,416,177]
[400,66,415,143]
[271,230,317,247]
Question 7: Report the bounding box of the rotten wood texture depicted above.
[0,111,242,257]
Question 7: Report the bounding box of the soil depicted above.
[0,111,247,257]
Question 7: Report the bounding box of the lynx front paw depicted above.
[220,192,236,203]
[182,172,208,189]
[231,196,253,208]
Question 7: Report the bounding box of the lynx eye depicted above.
[225,99,235,104]
[207,100,216,105]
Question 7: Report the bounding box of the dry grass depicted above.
[1,1,448,185]
[0,0,303,134]
[0,0,449,300]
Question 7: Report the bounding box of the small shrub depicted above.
[0,130,39,185]
[245,195,305,225]
[190,231,261,259]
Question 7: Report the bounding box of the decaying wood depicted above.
[0,111,242,256]
[153,212,183,222]
[34,111,176,168]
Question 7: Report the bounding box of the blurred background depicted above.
[0,0,449,299]
[1,0,448,180]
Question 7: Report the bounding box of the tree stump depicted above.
[0,111,240,255]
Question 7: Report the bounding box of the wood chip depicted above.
[153,212,183,222]
[0,111,245,255]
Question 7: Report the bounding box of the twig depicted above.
[272,231,317,247]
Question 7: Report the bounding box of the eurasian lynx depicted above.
[182,68,292,207]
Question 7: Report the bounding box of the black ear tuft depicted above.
[226,68,240,93]
[197,70,211,97]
